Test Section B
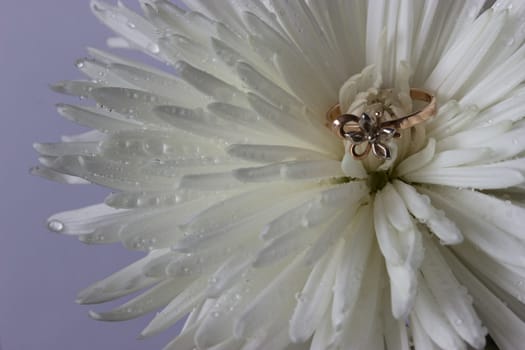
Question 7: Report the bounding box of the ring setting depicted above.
[327,88,437,160]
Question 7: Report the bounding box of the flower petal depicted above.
[442,245,525,350]
[420,235,486,349]
[393,180,462,244]
[290,242,341,342]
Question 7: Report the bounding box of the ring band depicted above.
[326,88,436,160]
[381,88,436,130]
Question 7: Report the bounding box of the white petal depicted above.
[303,209,354,267]
[441,246,525,350]
[410,314,441,350]
[383,287,410,350]
[420,235,486,348]
[395,138,436,177]
[339,247,383,349]
[234,160,344,183]
[140,275,208,337]
[173,60,248,107]
[393,180,462,244]
[461,35,525,108]
[451,240,525,319]
[414,274,466,350]
[261,182,367,240]
[182,182,306,235]
[31,166,90,185]
[55,103,141,132]
[47,203,130,235]
[253,216,333,268]
[90,0,159,55]
[436,121,512,152]
[405,165,524,190]
[382,184,412,232]
[386,262,417,320]
[162,321,199,350]
[332,205,374,329]
[290,242,341,342]
[89,279,182,321]
[430,10,506,99]
[89,86,171,125]
[373,190,403,264]
[310,310,337,350]
[226,144,332,163]
[247,93,339,153]
[427,148,492,168]
[435,186,525,242]
[234,255,309,338]
[422,187,525,267]
[76,250,166,304]
[33,142,98,157]
[108,62,203,105]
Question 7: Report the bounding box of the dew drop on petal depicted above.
[75,59,85,69]
[147,43,160,54]
[48,220,64,232]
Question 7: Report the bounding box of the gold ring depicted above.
[326,88,436,160]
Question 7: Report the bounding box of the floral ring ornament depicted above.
[327,88,437,160]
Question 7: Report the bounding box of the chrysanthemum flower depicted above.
[35,0,525,349]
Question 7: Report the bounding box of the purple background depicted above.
[0,1,184,349]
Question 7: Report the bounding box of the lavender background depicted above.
[0,1,184,349]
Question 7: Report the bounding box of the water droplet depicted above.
[212,311,220,318]
[147,43,160,54]
[455,318,463,326]
[75,60,85,68]
[295,292,307,302]
[127,21,136,29]
[48,220,64,232]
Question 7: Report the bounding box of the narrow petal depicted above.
[393,180,462,244]
[332,205,374,329]
[140,276,208,337]
[442,246,525,350]
[290,242,342,342]
[234,255,310,338]
[420,235,486,348]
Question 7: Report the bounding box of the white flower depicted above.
[34,0,525,349]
